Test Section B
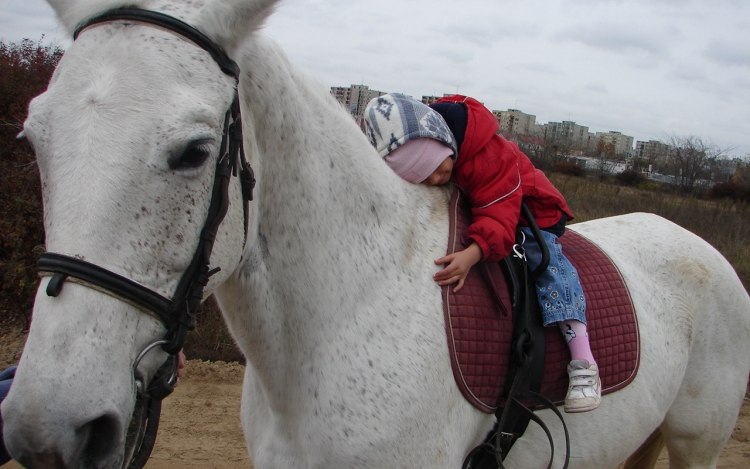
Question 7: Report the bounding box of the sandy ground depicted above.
[2,325,750,468]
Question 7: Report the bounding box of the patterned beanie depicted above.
[364,93,457,161]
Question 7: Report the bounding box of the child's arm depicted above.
[433,242,483,292]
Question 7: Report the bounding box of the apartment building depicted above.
[330,84,386,118]
[634,140,670,163]
[595,131,635,156]
[545,121,591,150]
[492,109,537,136]
[334,85,642,157]
[330,86,351,110]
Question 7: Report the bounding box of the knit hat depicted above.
[384,137,454,183]
[364,92,457,162]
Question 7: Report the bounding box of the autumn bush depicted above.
[614,169,647,187]
[0,39,63,327]
[707,180,750,203]
[553,160,585,177]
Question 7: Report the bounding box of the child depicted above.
[364,93,600,413]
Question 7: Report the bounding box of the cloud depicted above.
[585,83,608,93]
[670,67,710,85]
[0,1,70,46]
[518,63,563,75]
[704,40,750,68]
[557,24,664,56]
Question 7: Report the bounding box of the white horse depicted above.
[3,0,750,468]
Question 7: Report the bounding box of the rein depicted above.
[36,7,255,468]
[463,205,570,469]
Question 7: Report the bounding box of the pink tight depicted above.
[558,320,596,366]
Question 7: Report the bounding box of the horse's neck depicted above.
[221,36,450,391]
[239,36,419,265]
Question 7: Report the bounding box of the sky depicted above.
[2,0,749,158]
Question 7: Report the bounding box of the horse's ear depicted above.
[44,0,280,50]
[196,0,281,54]
[44,0,140,35]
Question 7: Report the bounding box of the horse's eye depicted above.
[170,139,213,169]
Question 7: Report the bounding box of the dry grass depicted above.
[552,173,750,291]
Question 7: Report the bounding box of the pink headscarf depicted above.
[384,138,454,184]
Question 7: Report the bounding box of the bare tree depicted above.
[663,134,729,193]
[516,127,575,171]
[590,140,619,181]
[733,157,750,186]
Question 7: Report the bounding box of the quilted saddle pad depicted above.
[443,189,640,413]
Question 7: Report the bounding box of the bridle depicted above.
[35,7,255,468]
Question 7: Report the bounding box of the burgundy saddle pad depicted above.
[443,189,640,413]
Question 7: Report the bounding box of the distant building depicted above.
[545,121,591,150]
[336,85,648,154]
[492,109,537,136]
[330,84,386,118]
[595,131,634,156]
[330,86,351,108]
[634,140,670,163]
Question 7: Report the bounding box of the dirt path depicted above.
[2,353,750,467]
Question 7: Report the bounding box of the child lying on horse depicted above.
[364,93,600,413]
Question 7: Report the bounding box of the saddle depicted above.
[443,189,640,413]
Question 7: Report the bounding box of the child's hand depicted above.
[434,243,482,292]
[174,350,186,387]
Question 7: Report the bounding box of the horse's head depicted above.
[1,0,278,467]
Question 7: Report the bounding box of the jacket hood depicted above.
[435,95,499,160]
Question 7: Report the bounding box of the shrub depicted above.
[184,296,244,363]
[553,160,585,177]
[707,181,750,202]
[0,39,63,326]
[615,170,646,187]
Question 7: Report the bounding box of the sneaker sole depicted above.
[564,399,601,413]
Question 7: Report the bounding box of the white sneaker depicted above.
[564,360,601,413]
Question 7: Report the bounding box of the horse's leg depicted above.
[659,384,742,469]
[658,313,749,468]
[620,429,665,469]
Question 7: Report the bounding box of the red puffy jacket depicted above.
[435,95,574,262]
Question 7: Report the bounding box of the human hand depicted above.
[175,350,186,387]
[433,243,482,292]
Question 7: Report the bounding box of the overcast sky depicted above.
[2,0,749,157]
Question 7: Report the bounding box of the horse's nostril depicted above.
[14,451,65,469]
[79,413,122,466]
